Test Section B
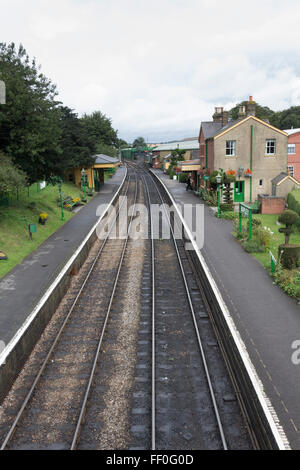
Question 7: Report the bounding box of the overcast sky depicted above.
[1,0,300,143]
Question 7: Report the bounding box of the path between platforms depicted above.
[152,169,300,450]
[0,166,126,347]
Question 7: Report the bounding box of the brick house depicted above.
[198,98,288,203]
[284,128,300,182]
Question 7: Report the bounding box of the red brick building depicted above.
[285,128,300,182]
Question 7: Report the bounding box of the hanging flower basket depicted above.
[244,169,252,177]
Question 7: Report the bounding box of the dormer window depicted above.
[266,139,276,155]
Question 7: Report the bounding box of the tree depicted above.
[0,43,62,183]
[229,101,274,121]
[117,138,128,149]
[170,148,186,170]
[80,111,118,148]
[278,210,298,245]
[59,106,96,171]
[0,152,27,193]
[132,137,146,149]
[95,142,118,158]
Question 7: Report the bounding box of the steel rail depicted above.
[139,172,156,451]
[70,166,139,449]
[142,167,228,450]
[0,173,132,451]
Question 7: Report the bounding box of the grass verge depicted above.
[0,182,92,279]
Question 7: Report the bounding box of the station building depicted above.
[66,154,121,192]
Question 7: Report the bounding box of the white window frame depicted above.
[288,144,296,155]
[288,165,294,177]
[226,140,236,156]
[266,139,276,155]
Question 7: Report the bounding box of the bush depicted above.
[253,226,272,249]
[287,190,300,216]
[241,239,266,253]
[220,203,233,212]
[247,217,262,229]
[179,173,188,183]
[169,168,175,180]
[278,245,300,270]
[278,209,299,226]
[273,264,300,301]
[218,211,237,220]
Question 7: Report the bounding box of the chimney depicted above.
[213,107,223,123]
[246,96,256,117]
[213,107,228,126]
[222,111,229,127]
[238,105,246,120]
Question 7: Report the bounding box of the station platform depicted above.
[152,169,300,450]
[0,166,126,347]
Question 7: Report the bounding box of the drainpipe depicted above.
[250,125,253,203]
[205,141,208,169]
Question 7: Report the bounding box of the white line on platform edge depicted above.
[150,169,291,451]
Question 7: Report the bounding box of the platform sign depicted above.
[239,203,253,241]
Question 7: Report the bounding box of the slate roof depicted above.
[94,154,119,164]
[200,119,241,140]
[271,172,288,185]
[200,121,223,139]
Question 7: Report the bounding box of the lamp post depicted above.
[216,174,222,218]
[58,177,65,222]
[81,168,87,202]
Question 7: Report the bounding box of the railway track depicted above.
[0,168,139,450]
[127,161,252,450]
[0,161,252,450]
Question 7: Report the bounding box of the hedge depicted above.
[287,190,300,216]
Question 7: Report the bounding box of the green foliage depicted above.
[202,188,217,206]
[241,239,266,253]
[168,167,175,179]
[59,106,96,170]
[218,211,237,220]
[229,100,300,131]
[179,173,188,183]
[0,152,27,192]
[220,203,234,212]
[132,137,146,149]
[0,42,63,183]
[273,262,300,301]
[95,142,118,158]
[278,210,299,244]
[247,217,262,229]
[171,149,186,161]
[254,226,272,249]
[223,184,233,205]
[278,244,300,270]
[287,190,300,216]
[278,210,299,226]
[229,101,274,121]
